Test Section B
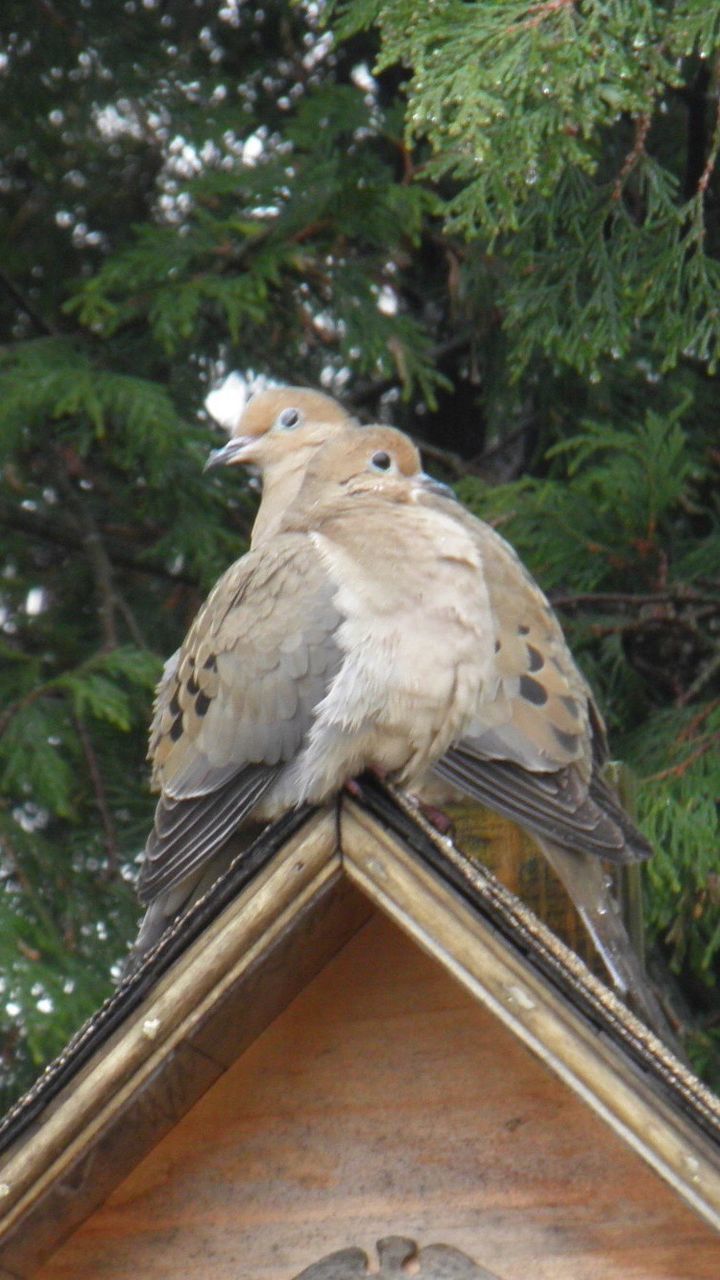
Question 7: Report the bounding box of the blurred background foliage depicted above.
[0,0,719,1105]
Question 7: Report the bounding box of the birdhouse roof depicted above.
[0,782,718,1275]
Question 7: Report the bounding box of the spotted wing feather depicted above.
[140,535,342,904]
[430,510,649,863]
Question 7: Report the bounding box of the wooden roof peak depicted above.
[1,781,719,1276]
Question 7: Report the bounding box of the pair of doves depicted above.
[132,387,668,1040]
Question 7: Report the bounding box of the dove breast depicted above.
[269,496,500,810]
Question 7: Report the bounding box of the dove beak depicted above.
[418,471,455,500]
[204,435,257,471]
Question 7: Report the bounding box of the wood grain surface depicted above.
[35,914,720,1280]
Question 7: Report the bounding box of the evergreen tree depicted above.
[1,1,718,1104]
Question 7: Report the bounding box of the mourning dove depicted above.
[144,427,465,864]
[133,405,665,1038]
[132,426,446,957]
[128,390,356,957]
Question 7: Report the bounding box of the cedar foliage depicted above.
[1,1,719,1105]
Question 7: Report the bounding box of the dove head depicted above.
[206,387,353,470]
[288,426,452,518]
[205,386,355,545]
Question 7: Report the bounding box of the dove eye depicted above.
[277,407,302,430]
[370,450,393,472]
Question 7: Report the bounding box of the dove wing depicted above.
[430,514,650,863]
[140,534,342,904]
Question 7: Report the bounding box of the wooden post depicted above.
[443,802,603,971]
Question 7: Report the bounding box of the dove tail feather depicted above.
[126,823,266,968]
[433,747,651,864]
[537,839,683,1053]
[139,766,279,904]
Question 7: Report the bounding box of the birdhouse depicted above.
[1,787,718,1279]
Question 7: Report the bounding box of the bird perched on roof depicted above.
[131,392,667,1039]
[132,426,446,955]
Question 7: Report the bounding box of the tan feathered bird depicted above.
[129,388,357,956]
[134,428,449,952]
[133,396,665,1038]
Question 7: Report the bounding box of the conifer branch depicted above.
[0,500,196,586]
[81,525,119,651]
[411,438,466,478]
[473,422,536,476]
[514,0,575,32]
[73,715,118,875]
[549,587,719,610]
[645,730,720,782]
[697,59,720,199]
[0,684,47,738]
[1,831,66,956]
[82,519,147,650]
[0,269,60,338]
[612,112,653,203]
[54,466,146,651]
[676,698,720,741]
[676,647,720,707]
[346,331,472,409]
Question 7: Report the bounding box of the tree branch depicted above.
[0,499,196,586]
[80,525,119,650]
[0,684,47,738]
[73,714,119,875]
[676,647,720,707]
[549,587,719,610]
[515,0,575,32]
[645,731,720,782]
[411,437,466,479]
[697,58,720,200]
[344,331,473,411]
[0,826,66,956]
[612,112,653,202]
[54,464,146,650]
[0,268,61,338]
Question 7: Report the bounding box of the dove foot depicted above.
[407,795,454,835]
[419,802,454,835]
[343,777,365,799]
